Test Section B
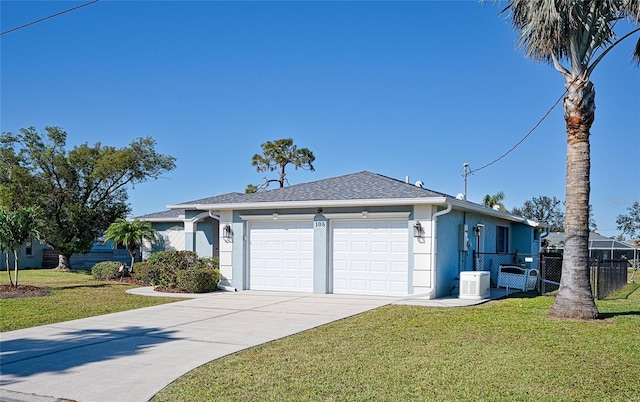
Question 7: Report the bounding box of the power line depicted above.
[0,0,100,36]
[468,88,567,175]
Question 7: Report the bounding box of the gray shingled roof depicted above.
[177,171,452,206]
[137,209,185,220]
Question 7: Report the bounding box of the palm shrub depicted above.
[103,218,157,268]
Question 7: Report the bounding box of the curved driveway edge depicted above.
[0,291,397,402]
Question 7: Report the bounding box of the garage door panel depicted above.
[370,281,388,292]
[390,261,407,272]
[249,221,314,292]
[332,220,408,296]
[370,261,388,272]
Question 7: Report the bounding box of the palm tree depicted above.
[497,1,640,319]
[103,218,157,268]
[482,191,506,211]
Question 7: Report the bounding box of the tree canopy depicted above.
[616,201,640,240]
[0,126,176,269]
[482,191,506,211]
[512,195,565,232]
[246,138,315,193]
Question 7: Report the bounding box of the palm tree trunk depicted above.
[549,77,599,320]
[128,246,137,269]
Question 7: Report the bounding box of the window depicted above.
[496,226,509,254]
[25,239,33,256]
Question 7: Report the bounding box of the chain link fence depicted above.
[540,256,629,299]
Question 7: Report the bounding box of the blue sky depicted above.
[1,0,638,238]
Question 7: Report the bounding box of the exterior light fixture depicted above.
[222,224,233,240]
[413,221,423,238]
[273,213,278,220]
[362,210,368,218]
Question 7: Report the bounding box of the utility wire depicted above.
[469,88,567,174]
[0,0,100,36]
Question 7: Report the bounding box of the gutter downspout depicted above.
[208,210,238,292]
[427,202,453,299]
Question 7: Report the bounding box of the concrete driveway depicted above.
[0,291,397,402]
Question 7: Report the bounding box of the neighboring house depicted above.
[1,239,133,271]
[545,231,639,261]
[0,238,50,271]
[139,171,544,299]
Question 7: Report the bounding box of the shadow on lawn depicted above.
[598,310,640,319]
[0,326,179,385]
[49,283,114,290]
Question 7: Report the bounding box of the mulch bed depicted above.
[0,276,194,299]
[0,284,52,299]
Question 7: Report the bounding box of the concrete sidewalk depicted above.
[0,291,397,402]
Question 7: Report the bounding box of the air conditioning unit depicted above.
[459,271,491,299]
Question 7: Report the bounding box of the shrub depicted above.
[133,261,160,285]
[198,257,220,270]
[145,251,220,292]
[147,250,199,270]
[176,267,220,293]
[91,261,125,280]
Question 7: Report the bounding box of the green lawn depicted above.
[153,284,640,402]
[0,269,186,332]
[2,269,638,401]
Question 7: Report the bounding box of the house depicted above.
[545,231,639,261]
[1,239,133,271]
[139,171,544,298]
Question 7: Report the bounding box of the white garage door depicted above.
[248,221,314,292]
[332,220,409,296]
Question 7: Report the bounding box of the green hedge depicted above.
[133,261,160,285]
[91,261,126,280]
[138,251,220,293]
[176,267,220,293]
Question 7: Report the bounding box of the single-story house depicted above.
[0,239,134,271]
[544,231,639,261]
[139,171,544,298]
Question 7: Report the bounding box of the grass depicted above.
[153,284,640,402]
[0,269,186,332]
[3,270,638,401]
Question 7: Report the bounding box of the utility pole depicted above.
[462,163,471,200]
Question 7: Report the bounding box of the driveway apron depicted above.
[0,291,396,402]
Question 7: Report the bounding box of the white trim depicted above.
[323,212,411,220]
[239,214,316,221]
[168,197,448,210]
[167,196,543,228]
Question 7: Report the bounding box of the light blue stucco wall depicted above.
[194,217,216,258]
[435,208,540,298]
[149,217,218,259]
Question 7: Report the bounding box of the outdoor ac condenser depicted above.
[459,271,491,299]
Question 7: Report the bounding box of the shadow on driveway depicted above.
[0,326,179,385]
